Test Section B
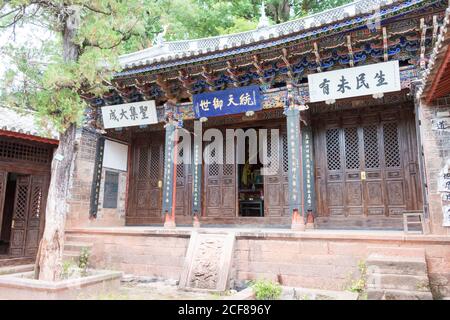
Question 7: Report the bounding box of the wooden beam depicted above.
[346,35,354,67]
[313,42,321,72]
[281,48,294,79]
[177,69,193,96]
[383,27,388,62]
[420,18,427,69]
[431,15,439,49]
[226,61,240,87]
[252,55,267,85]
[201,66,215,87]
[156,74,173,100]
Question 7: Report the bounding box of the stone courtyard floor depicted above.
[81,277,224,300]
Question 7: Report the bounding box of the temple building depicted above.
[61,0,450,298]
[0,106,58,263]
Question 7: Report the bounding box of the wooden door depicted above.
[24,175,48,257]
[204,138,236,217]
[264,129,290,216]
[175,144,190,216]
[9,175,31,257]
[315,106,421,218]
[133,142,164,217]
[0,171,6,237]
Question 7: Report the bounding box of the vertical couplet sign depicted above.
[285,109,302,215]
[302,126,316,213]
[161,124,176,216]
[191,122,203,216]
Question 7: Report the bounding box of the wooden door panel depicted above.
[204,135,236,217]
[327,183,344,207]
[386,181,405,205]
[131,139,164,218]
[9,175,31,257]
[315,105,422,222]
[345,182,363,206]
[24,175,46,257]
[0,171,6,236]
[366,182,383,205]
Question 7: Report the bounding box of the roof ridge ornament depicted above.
[153,25,168,47]
[257,1,270,29]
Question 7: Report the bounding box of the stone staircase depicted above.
[366,247,433,300]
[63,234,94,263]
[0,263,35,276]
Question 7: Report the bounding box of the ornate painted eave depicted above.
[116,0,436,76]
[418,5,450,102]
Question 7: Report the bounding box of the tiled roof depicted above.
[0,106,59,140]
[117,0,404,73]
[417,6,450,100]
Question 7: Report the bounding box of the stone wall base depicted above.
[65,228,450,299]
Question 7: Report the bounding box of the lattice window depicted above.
[138,147,149,180]
[14,184,28,220]
[176,148,184,179]
[223,143,233,176]
[326,128,341,171]
[363,125,380,169]
[264,132,280,173]
[282,134,289,173]
[30,185,42,219]
[207,145,219,176]
[149,146,160,182]
[344,127,360,170]
[383,122,401,168]
[0,139,51,164]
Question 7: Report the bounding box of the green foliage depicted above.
[0,0,354,134]
[61,260,77,279]
[0,0,148,132]
[251,279,282,300]
[78,247,90,275]
[346,260,368,300]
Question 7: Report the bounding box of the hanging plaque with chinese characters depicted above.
[101,100,158,129]
[308,60,401,102]
[193,85,262,118]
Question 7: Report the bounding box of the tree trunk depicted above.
[36,5,81,281]
[37,124,77,280]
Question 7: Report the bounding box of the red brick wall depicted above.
[66,229,450,298]
[418,95,450,235]
[66,129,126,228]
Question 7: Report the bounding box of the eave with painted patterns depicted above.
[82,0,448,130]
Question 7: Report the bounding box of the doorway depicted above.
[237,137,264,217]
[314,104,423,223]
[0,173,17,255]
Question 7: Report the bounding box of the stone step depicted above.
[366,255,427,276]
[0,264,35,276]
[63,251,81,262]
[0,257,34,267]
[367,246,425,258]
[367,273,430,292]
[64,241,93,252]
[367,288,433,300]
[65,234,96,243]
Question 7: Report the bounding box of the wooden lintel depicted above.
[382,27,388,62]
[346,35,354,67]
[313,42,322,72]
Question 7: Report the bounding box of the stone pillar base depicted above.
[305,212,315,230]
[291,210,305,231]
[193,216,201,228]
[164,213,176,228]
